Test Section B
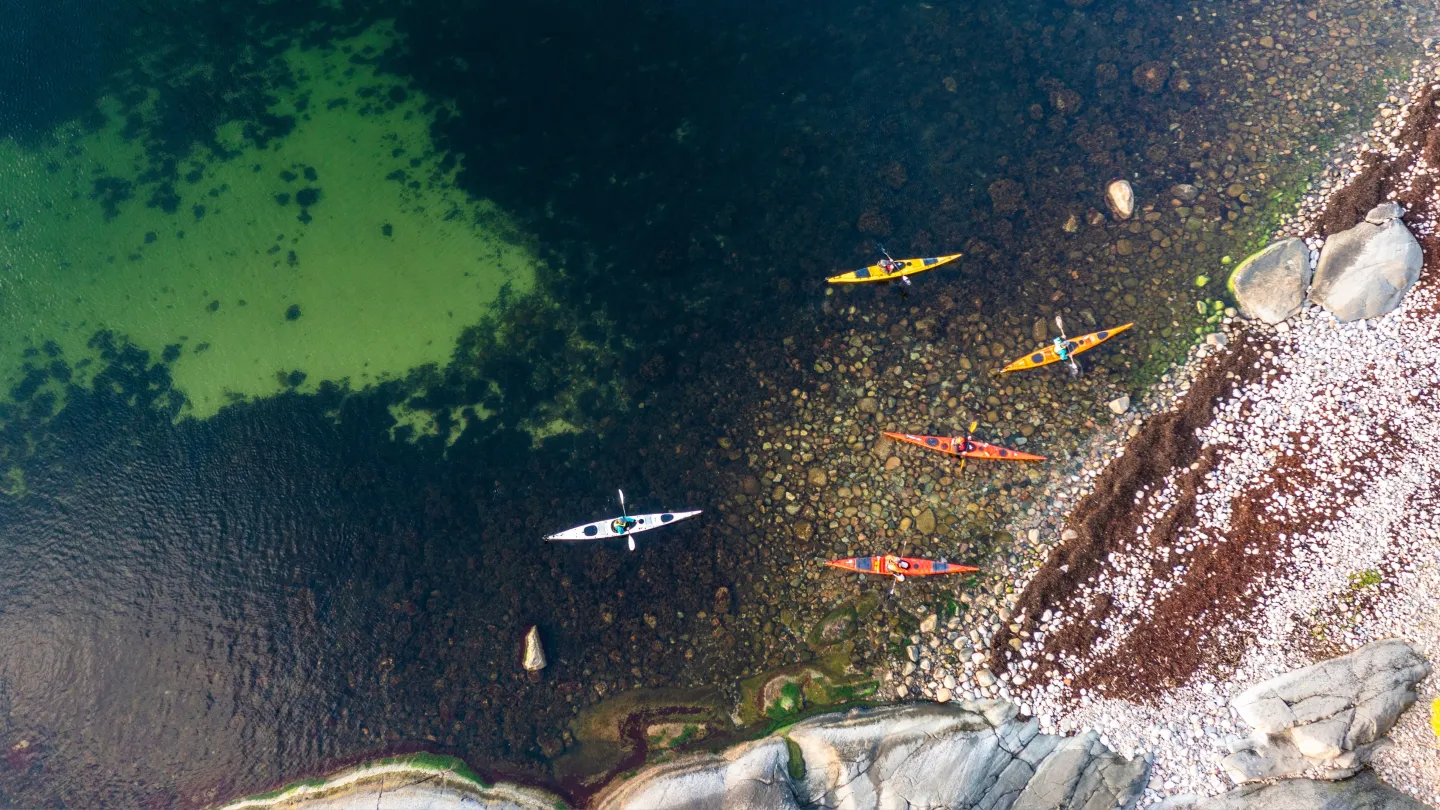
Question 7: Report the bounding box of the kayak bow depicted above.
[883,431,1045,462]
[827,253,961,284]
[1001,323,1133,374]
[825,556,979,577]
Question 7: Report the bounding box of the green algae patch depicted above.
[738,649,876,727]
[552,685,731,790]
[0,22,537,423]
[783,737,806,781]
[570,685,728,747]
[807,601,858,650]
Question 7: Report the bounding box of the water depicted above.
[0,0,1428,806]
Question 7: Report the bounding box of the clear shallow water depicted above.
[0,0,1423,806]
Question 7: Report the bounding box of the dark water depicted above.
[0,0,1413,806]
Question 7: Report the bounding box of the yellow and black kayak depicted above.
[827,253,961,284]
[1001,323,1133,374]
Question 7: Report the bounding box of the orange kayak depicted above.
[826,555,979,577]
[883,431,1045,462]
[1001,323,1133,374]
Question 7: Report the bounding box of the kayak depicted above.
[883,431,1045,462]
[1001,323,1134,374]
[825,556,979,577]
[545,510,702,542]
[827,253,962,284]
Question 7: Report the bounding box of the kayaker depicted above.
[884,554,911,582]
[1052,336,1077,361]
[611,516,638,534]
[876,245,904,276]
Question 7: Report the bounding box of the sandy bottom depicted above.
[0,22,536,422]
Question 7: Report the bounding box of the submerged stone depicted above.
[1106,179,1134,219]
[522,625,546,672]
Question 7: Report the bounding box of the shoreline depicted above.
[953,43,1440,804]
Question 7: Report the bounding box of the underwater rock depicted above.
[989,178,1026,216]
[878,161,908,190]
[1228,238,1311,325]
[857,210,892,237]
[1310,212,1421,321]
[1106,180,1135,219]
[1108,395,1130,415]
[522,626,547,672]
[1132,61,1170,93]
[1171,183,1201,202]
[916,508,936,534]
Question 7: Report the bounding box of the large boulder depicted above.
[596,701,1150,810]
[1309,203,1422,322]
[1228,238,1311,324]
[1221,639,1432,783]
[1186,771,1430,810]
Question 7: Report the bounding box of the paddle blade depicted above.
[628,535,636,552]
[618,488,626,516]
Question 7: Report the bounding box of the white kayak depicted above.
[545,489,701,550]
[544,510,703,542]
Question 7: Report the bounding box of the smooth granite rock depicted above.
[1309,215,1422,322]
[1222,639,1431,783]
[595,701,1150,810]
[1365,201,1405,225]
[1190,771,1430,810]
[1228,238,1312,324]
[594,736,798,810]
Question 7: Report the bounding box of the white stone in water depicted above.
[1107,179,1135,219]
[522,625,547,672]
[1108,395,1131,415]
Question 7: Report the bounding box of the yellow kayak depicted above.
[827,253,962,284]
[1001,323,1134,373]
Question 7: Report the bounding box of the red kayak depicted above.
[826,555,979,578]
[883,431,1045,462]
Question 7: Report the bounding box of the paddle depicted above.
[957,420,979,475]
[1055,315,1080,378]
[619,488,636,551]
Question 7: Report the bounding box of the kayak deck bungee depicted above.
[1001,323,1133,374]
[883,431,1045,462]
[825,556,979,577]
[827,253,962,284]
[545,510,702,542]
